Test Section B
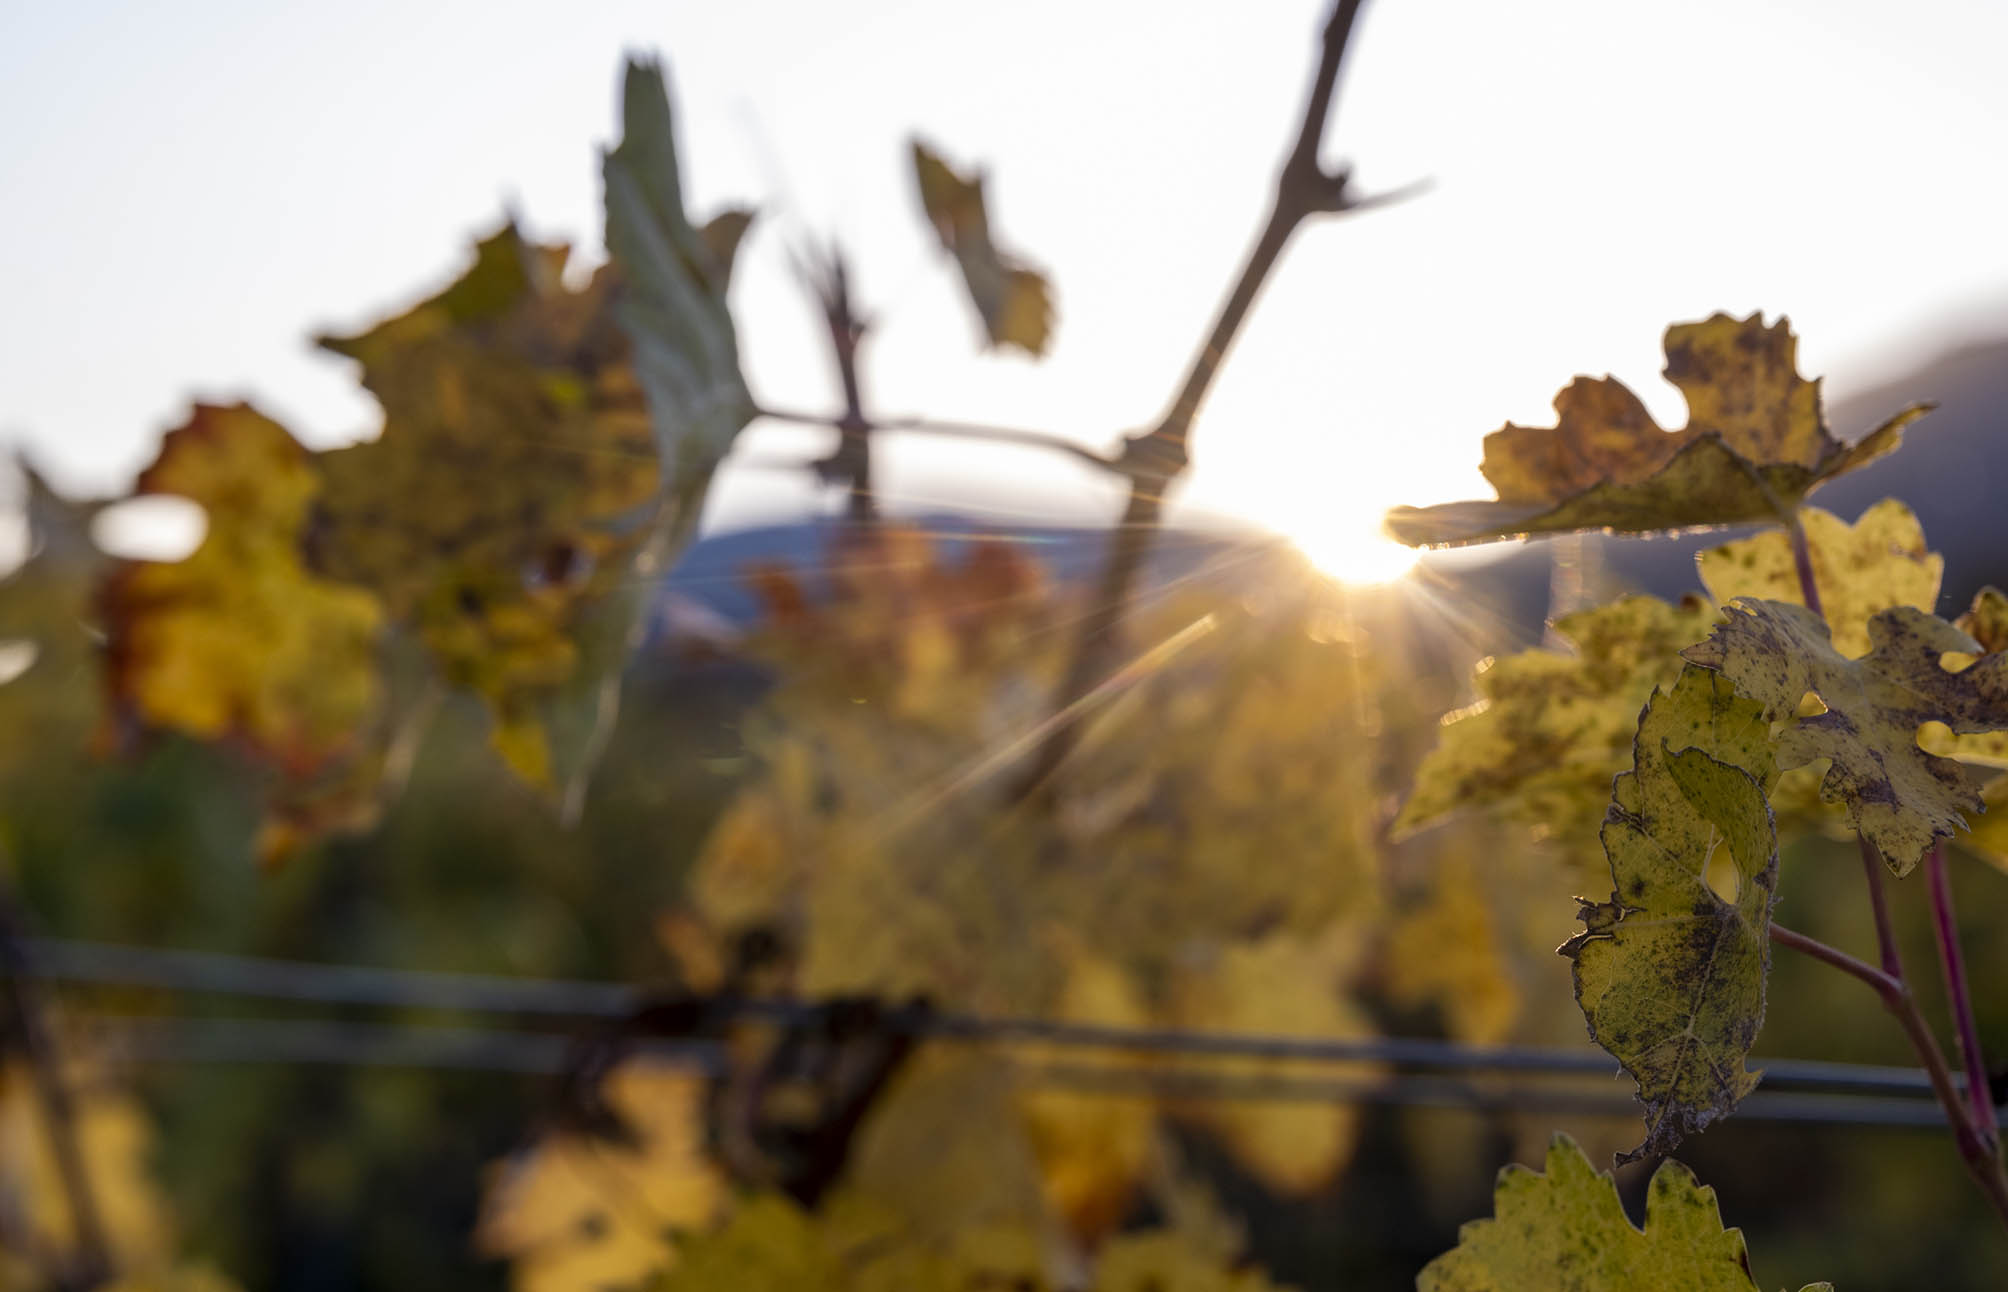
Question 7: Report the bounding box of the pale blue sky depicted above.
[4,0,2005,575]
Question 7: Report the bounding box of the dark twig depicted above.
[1783,514,2008,1218]
[0,887,112,1290]
[1927,841,1998,1142]
[1775,920,2008,1227]
[1017,0,1373,796]
[795,243,878,525]
[753,405,1122,475]
[1859,835,1905,979]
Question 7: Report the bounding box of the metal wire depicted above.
[56,1015,1967,1131]
[15,936,1985,1114]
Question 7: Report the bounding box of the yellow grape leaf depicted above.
[1016,951,1156,1243]
[1385,312,1932,547]
[1165,930,1380,1196]
[605,57,758,499]
[651,1190,1053,1291]
[911,140,1054,356]
[1921,586,2008,771]
[1418,1134,1830,1292]
[1395,596,1717,849]
[0,1058,175,1279]
[476,1060,726,1292]
[1384,854,1522,1046]
[1561,666,1778,1163]
[315,222,665,808]
[1684,599,2008,875]
[1953,774,2008,874]
[1091,1229,1296,1292]
[101,404,384,777]
[846,1048,1048,1242]
[1698,499,1941,658]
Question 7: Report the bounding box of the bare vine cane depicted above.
[1767,507,2008,1227]
[1016,0,1422,800]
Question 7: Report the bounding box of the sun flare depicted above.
[1288,520,1419,586]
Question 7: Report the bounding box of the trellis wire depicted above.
[13,936,1990,1127]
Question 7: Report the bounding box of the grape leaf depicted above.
[1395,595,1717,850]
[605,56,758,502]
[476,1059,726,1292]
[1385,312,1932,547]
[650,1190,1288,1292]
[1417,1134,1830,1292]
[1699,500,1941,658]
[1165,930,1379,1196]
[1921,586,2008,771]
[315,222,665,809]
[101,404,384,783]
[1560,665,1778,1164]
[1683,599,2008,875]
[911,140,1054,356]
[1015,951,1156,1241]
[1384,852,1522,1046]
[0,1052,175,1280]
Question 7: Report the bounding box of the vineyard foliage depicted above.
[3,26,2007,1292]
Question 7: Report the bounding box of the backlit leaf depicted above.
[1016,951,1156,1241]
[476,1060,726,1292]
[1395,596,1717,852]
[1417,1134,1830,1292]
[605,57,757,498]
[1698,500,1941,658]
[1165,930,1379,1195]
[1560,666,1777,1163]
[911,140,1054,356]
[315,223,663,811]
[1385,313,1932,547]
[100,406,385,842]
[1683,599,2008,874]
[0,1052,174,1282]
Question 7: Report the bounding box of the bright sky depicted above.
[4,0,2006,578]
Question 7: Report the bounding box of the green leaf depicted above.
[911,140,1054,356]
[1560,665,1777,1163]
[1683,599,2008,875]
[604,57,757,504]
[1418,1134,1830,1292]
[1395,595,1717,849]
[1385,312,1932,547]
[1698,500,1941,659]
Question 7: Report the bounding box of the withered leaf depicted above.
[1684,599,2008,874]
[1386,313,1932,547]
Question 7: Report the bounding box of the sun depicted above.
[1287,518,1419,586]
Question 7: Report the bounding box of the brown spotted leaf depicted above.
[1395,595,1717,850]
[1560,666,1777,1164]
[1683,599,2008,874]
[1418,1134,1830,1292]
[1922,586,2008,771]
[1699,499,1941,658]
[911,140,1054,356]
[315,221,663,809]
[1385,312,1933,547]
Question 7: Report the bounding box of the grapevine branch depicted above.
[1775,513,2008,1223]
[753,405,1122,475]
[1927,840,1998,1142]
[795,244,879,524]
[1018,0,1377,796]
